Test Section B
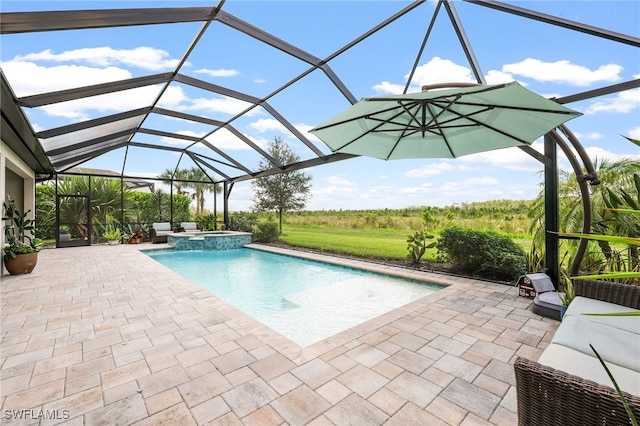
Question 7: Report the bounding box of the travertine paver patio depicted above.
[0,243,558,425]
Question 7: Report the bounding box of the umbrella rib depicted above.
[440,104,534,146]
[333,101,422,152]
[443,100,579,116]
[426,102,456,157]
[313,101,417,131]
[385,101,435,160]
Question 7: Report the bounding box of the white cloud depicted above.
[373,57,476,95]
[585,88,640,114]
[183,96,256,116]
[248,118,287,133]
[573,131,603,140]
[159,130,205,146]
[194,68,239,77]
[2,57,255,120]
[409,57,476,88]
[372,81,406,95]
[156,85,189,109]
[1,60,132,96]
[39,85,162,120]
[457,142,544,173]
[14,46,180,71]
[583,146,640,163]
[502,58,623,86]
[204,128,258,151]
[628,127,640,139]
[461,176,499,186]
[325,176,355,186]
[485,69,517,85]
[404,162,455,177]
[399,183,435,194]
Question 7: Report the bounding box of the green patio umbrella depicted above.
[310,82,581,160]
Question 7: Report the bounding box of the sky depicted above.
[1,0,639,212]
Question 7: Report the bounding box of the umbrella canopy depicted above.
[310,82,582,160]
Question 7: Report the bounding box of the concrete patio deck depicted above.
[0,243,558,425]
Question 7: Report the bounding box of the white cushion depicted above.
[538,343,640,396]
[181,222,198,230]
[565,296,640,335]
[551,315,640,371]
[152,222,171,232]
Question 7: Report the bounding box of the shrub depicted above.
[436,227,527,281]
[194,213,218,231]
[227,212,258,232]
[253,221,279,243]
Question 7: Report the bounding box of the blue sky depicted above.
[1,1,639,211]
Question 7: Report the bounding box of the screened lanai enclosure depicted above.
[1,1,639,283]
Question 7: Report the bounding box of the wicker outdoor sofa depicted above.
[514,279,640,425]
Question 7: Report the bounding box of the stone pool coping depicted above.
[0,242,557,424]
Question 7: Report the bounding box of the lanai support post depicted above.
[223,181,233,228]
[544,133,559,288]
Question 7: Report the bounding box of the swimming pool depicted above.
[144,248,444,346]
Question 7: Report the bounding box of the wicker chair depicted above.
[514,280,640,426]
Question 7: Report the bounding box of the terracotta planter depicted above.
[4,252,38,275]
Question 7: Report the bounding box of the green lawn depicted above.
[277,224,438,261]
[277,223,533,263]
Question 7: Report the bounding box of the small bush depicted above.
[253,221,279,243]
[436,227,526,281]
[194,213,218,231]
[227,212,258,232]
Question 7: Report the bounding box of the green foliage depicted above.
[102,227,122,241]
[436,227,527,281]
[3,196,43,258]
[227,212,259,232]
[283,200,532,234]
[35,178,191,242]
[101,215,122,242]
[194,213,218,231]
[252,137,312,232]
[525,242,545,273]
[406,230,436,264]
[253,221,279,243]
[559,278,574,306]
[35,184,56,239]
[158,167,221,215]
[528,158,640,280]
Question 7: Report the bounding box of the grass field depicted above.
[277,224,435,260]
[277,224,533,262]
[256,200,536,262]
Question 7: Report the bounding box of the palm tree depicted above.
[158,168,191,196]
[529,157,640,271]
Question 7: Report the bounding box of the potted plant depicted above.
[103,227,122,245]
[127,230,144,244]
[2,196,43,275]
[59,226,71,242]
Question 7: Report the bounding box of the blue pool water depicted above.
[144,248,443,346]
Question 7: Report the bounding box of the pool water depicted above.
[144,248,443,346]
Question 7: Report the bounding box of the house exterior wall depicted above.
[1,139,36,277]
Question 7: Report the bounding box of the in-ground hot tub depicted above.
[167,231,252,250]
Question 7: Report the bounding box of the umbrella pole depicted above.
[544,128,600,286]
[553,127,600,276]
